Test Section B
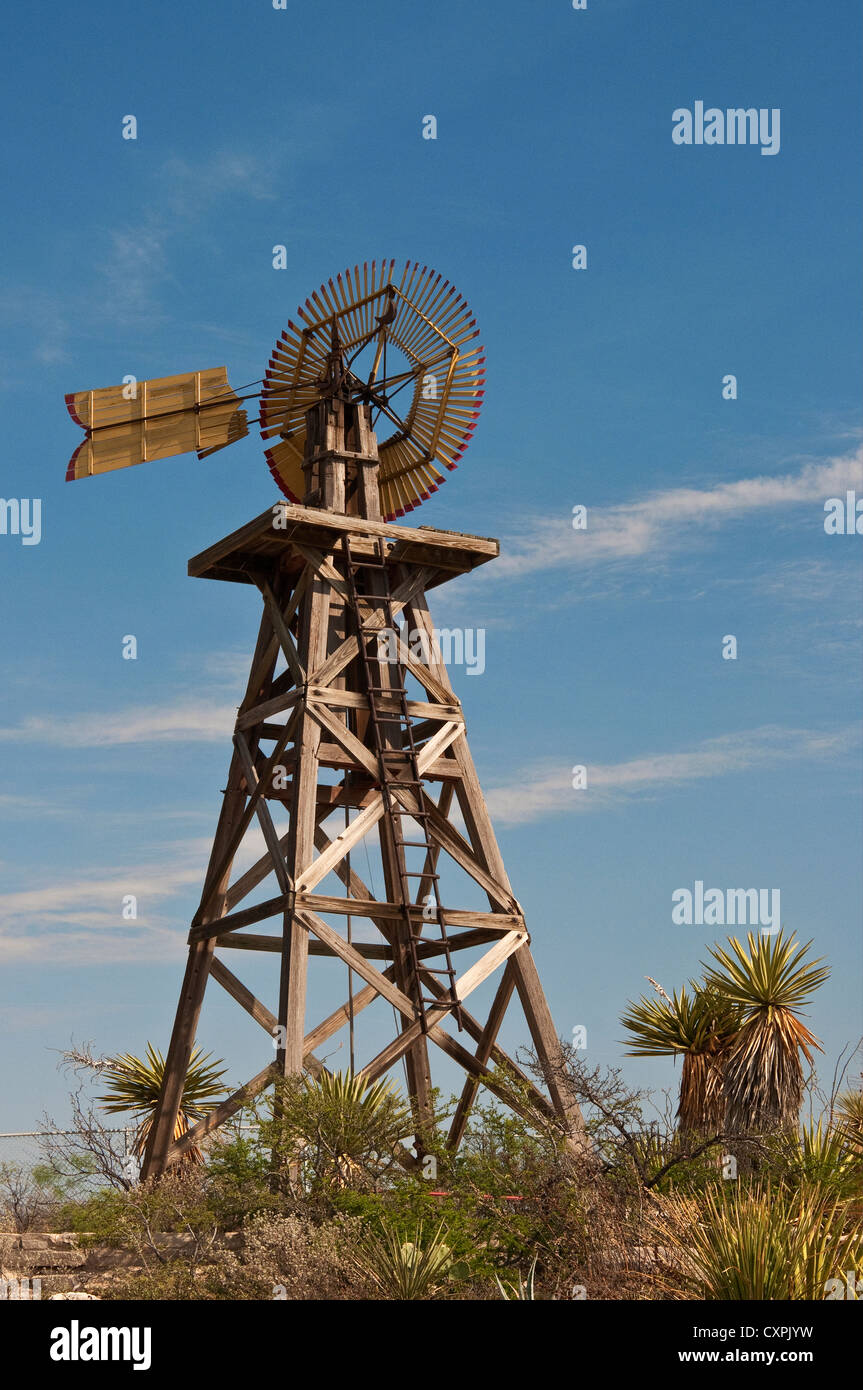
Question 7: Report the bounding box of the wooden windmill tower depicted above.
[64,260,588,1177]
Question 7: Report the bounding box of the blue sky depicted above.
[0,0,861,1132]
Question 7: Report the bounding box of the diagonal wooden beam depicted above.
[190,893,290,943]
[357,987,540,1131]
[302,967,397,1056]
[209,957,278,1035]
[414,721,463,774]
[224,785,348,912]
[236,687,303,733]
[193,708,299,925]
[257,577,307,688]
[293,543,352,603]
[165,1064,279,1163]
[390,783,517,912]
[297,909,416,1018]
[233,731,292,895]
[302,910,524,1020]
[419,967,558,1120]
[305,699,380,779]
[447,963,516,1149]
[309,566,435,690]
[393,636,455,707]
[295,797,386,894]
[314,823,380,903]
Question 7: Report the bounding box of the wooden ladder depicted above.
[342,535,462,1033]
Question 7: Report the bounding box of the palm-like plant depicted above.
[266,1070,415,1188]
[355,1220,454,1300]
[702,932,829,1136]
[96,1044,227,1166]
[621,983,739,1133]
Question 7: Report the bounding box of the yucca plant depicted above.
[621,982,739,1133]
[265,1070,415,1188]
[355,1220,455,1300]
[495,1255,538,1300]
[703,932,829,1136]
[658,1182,863,1300]
[772,1119,860,1199]
[835,1087,863,1153]
[96,1044,227,1166]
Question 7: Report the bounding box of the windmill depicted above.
[65,259,588,1177]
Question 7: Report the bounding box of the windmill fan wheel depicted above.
[260,259,485,520]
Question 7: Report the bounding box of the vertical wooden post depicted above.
[276,571,330,1076]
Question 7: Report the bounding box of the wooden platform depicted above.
[189,502,499,590]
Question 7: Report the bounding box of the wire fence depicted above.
[0,1123,260,1198]
[0,1129,134,1230]
[0,1128,135,1166]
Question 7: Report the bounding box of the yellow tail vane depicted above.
[63,266,484,519]
[65,367,248,480]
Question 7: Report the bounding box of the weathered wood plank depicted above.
[447,964,516,1149]
[209,958,278,1036]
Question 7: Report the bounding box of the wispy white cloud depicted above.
[102,224,172,315]
[196,649,256,689]
[0,830,276,965]
[0,700,235,748]
[159,150,277,217]
[492,449,863,579]
[100,148,279,319]
[0,794,216,825]
[0,840,207,964]
[0,288,73,369]
[485,724,858,825]
[0,145,287,374]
